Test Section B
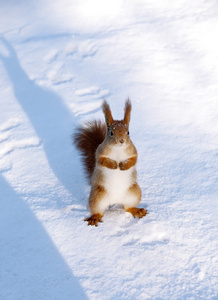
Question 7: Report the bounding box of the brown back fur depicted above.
[73,120,107,182]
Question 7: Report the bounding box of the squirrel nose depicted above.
[120,139,124,144]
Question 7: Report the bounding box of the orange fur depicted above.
[84,214,103,226]
[124,98,131,125]
[102,100,114,126]
[126,207,148,218]
[98,156,118,169]
[73,99,148,226]
[89,185,106,215]
[73,120,106,182]
[119,156,137,170]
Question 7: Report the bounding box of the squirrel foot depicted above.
[84,214,103,226]
[126,207,148,218]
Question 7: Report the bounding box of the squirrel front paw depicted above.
[119,160,127,170]
[109,159,118,169]
[98,157,117,169]
[84,214,103,226]
[119,157,137,171]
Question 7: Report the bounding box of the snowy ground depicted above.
[0,0,218,299]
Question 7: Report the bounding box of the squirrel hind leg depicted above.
[122,183,141,209]
[86,185,109,226]
[124,183,147,218]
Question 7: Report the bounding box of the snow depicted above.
[0,0,218,299]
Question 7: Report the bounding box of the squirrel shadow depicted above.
[0,173,88,299]
[0,37,83,200]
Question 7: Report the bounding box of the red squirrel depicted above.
[73,99,147,226]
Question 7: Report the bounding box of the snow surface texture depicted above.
[0,0,218,299]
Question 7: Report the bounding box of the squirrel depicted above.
[73,99,148,226]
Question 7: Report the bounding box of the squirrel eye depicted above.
[127,131,129,135]
[110,131,114,136]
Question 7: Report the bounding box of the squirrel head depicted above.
[102,99,132,146]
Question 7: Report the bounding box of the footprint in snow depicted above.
[45,49,60,64]
[0,132,10,143]
[0,118,41,159]
[75,86,110,98]
[75,86,100,97]
[0,137,41,159]
[0,118,21,132]
[72,86,110,116]
[78,43,98,58]
[75,86,110,99]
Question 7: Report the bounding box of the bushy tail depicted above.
[73,120,106,182]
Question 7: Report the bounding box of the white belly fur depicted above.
[99,145,138,209]
[103,166,134,204]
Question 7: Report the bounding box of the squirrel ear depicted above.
[102,100,114,126]
[124,98,131,125]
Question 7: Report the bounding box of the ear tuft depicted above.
[124,98,132,125]
[102,100,114,126]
